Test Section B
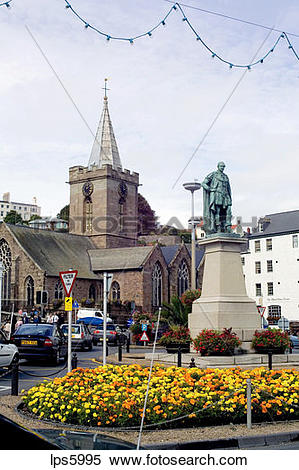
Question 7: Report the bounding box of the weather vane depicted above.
[102,78,110,100]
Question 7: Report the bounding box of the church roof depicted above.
[6,223,99,280]
[88,96,122,171]
[161,244,204,268]
[88,246,154,271]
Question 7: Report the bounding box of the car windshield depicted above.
[14,324,54,336]
[97,324,116,331]
[61,325,81,335]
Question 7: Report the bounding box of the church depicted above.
[0,90,203,319]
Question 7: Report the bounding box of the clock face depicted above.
[118,182,128,199]
[82,181,94,197]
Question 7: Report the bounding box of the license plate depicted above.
[71,335,76,338]
[21,340,38,346]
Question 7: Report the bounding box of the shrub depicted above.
[193,328,241,356]
[252,329,290,351]
[180,289,201,307]
[159,326,192,346]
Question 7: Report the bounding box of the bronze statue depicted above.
[202,162,232,234]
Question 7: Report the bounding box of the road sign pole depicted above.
[103,272,108,366]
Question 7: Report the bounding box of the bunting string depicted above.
[0,1,12,7]
[63,1,299,69]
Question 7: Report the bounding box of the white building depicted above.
[242,210,299,324]
[0,192,41,222]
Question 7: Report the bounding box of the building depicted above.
[242,210,299,323]
[0,193,41,222]
[28,216,68,231]
[0,91,203,320]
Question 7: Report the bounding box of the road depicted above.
[0,343,123,395]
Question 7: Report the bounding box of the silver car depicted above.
[61,324,93,351]
[0,330,19,368]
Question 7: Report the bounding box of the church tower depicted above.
[69,82,139,249]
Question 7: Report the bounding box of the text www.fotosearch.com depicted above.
[50,453,248,468]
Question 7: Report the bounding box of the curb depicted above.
[143,430,299,450]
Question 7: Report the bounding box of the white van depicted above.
[77,309,112,323]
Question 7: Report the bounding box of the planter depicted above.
[254,347,286,355]
[200,349,235,357]
[166,343,190,353]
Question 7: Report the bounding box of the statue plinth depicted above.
[189,235,261,351]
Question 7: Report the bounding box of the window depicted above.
[255,261,261,274]
[241,257,245,265]
[177,259,189,296]
[267,282,274,296]
[0,212,3,217]
[267,260,273,272]
[292,234,298,248]
[111,281,120,301]
[255,283,262,296]
[268,305,281,320]
[152,262,163,307]
[25,276,34,306]
[89,284,96,301]
[266,238,272,251]
[54,281,64,300]
[254,240,261,252]
[0,239,12,306]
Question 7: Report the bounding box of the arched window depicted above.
[25,276,34,307]
[177,259,189,297]
[0,239,12,306]
[89,284,96,301]
[111,281,120,301]
[152,262,163,307]
[54,281,64,300]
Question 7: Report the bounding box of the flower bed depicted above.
[252,329,290,353]
[22,365,299,428]
[193,328,241,356]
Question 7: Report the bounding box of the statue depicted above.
[202,162,232,234]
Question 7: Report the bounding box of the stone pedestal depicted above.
[189,235,261,351]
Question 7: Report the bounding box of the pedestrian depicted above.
[57,312,65,326]
[22,310,29,324]
[15,316,23,330]
[52,312,59,323]
[3,322,11,338]
[46,312,52,323]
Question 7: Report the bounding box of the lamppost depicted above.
[0,261,3,328]
[183,181,201,290]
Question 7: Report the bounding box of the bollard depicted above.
[106,342,109,358]
[268,352,273,370]
[126,335,130,353]
[11,360,19,396]
[118,343,122,362]
[71,353,78,370]
[189,357,196,368]
[177,347,182,367]
[246,378,252,429]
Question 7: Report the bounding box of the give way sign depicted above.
[59,270,78,297]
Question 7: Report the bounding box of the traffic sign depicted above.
[140,331,149,342]
[65,297,72,311]
[73,300,79,309]
[59,270,78,296]
[141,324,148,332]
[257,306,266,317]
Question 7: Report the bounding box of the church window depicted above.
[25,276,34,307]
[177,259,189,296]
[89,284,97,301]
[111,281,120,301]
[83,197,93,233]
[54,281,64,300]
[119,203,124,232]
[0,239,12,306]
[152,262,163,307]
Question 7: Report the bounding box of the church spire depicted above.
[88,79,122,171]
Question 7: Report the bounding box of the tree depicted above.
[57,204,69,221]
[29,214,42,222]
[138,194,158,235]
[160,296,190,327]
[4,210,23,225]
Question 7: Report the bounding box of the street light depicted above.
[183,181,201,290]
[0,261,3,328]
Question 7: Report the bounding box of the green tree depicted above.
[160,296,190,327]
[138,194,158,235]
[4,210,23,225]
[58,204,69,221]
[29,214,42,222]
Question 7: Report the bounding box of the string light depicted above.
[63,1,299,68]
[0,0,12,7]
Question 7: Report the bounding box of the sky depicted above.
[0,0,298,228]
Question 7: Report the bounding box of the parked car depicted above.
[91,323,122,346]
[61,323,93,351]
[0,330,19,369]
[290,334,299,349]
[10,323,67,365]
